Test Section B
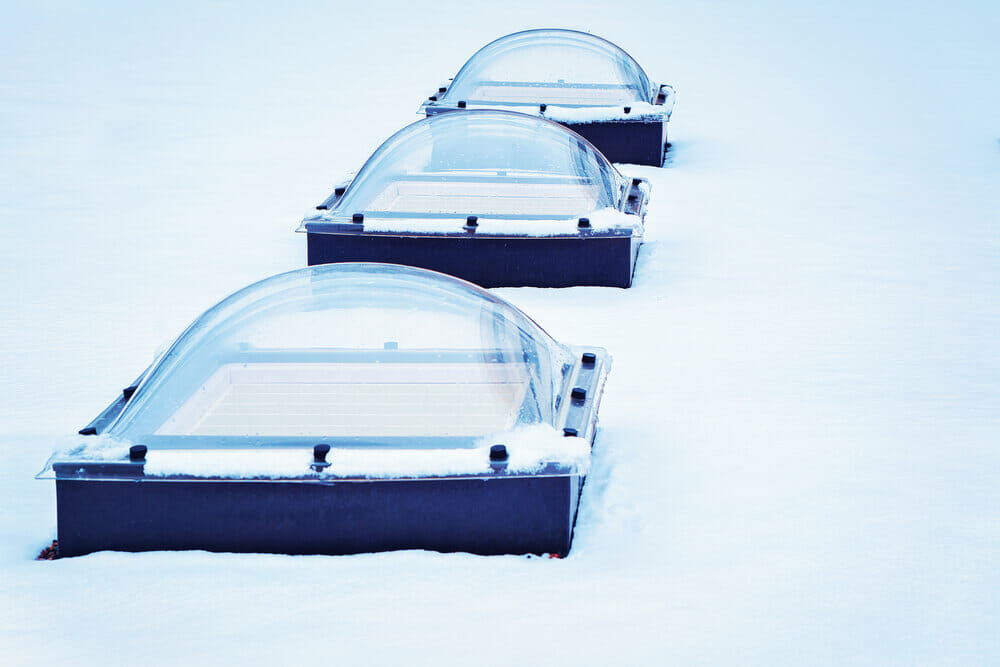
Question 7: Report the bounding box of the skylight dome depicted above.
[44,264,612,557]
[108,263,574,445]
[419,29,675,167]
[300,111,650,287]
[310,110,624,228]
[438,29,653,108]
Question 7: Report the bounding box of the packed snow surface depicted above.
[1,1,998,665]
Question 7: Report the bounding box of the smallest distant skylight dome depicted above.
[314,110,625,229]
[420,29,675,167]
[438,29,653,108]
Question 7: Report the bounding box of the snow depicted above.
[541,100,664,122]
[47,426,590,479]
[1,0,999,665]
[442,100,665,122]
[354,206,640,235]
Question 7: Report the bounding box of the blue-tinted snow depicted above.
[1,1,998,664]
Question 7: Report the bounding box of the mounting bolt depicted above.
[312,443,331,471]
[352,213,364,224]
[129,445,147,462]
[489,444,509,471]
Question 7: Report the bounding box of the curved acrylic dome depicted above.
[325,110,623,225]
[108,263,572,445]
[440,29,653,108]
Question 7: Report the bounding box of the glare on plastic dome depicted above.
[107,263,582,446]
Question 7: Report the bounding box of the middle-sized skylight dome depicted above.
[311,110,624,225]
[301,111,650,288]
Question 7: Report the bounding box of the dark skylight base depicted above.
[306,232,641,288]
[560,118,669,167]
[54,473,581,558]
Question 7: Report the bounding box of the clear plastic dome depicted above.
[438,29,653,108]
[107,263,573,447]
[313,110,624,227]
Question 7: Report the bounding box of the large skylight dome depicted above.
[106,263,574,446]
[438,29,654,108]
[312,110,625,228]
